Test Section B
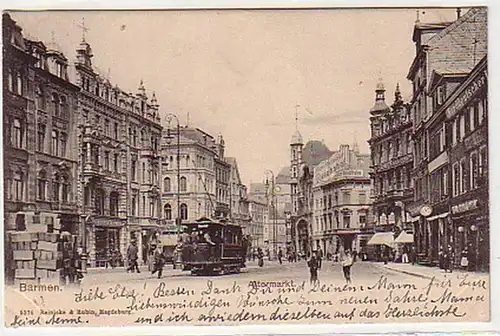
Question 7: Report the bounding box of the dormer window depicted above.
[436,85,445,105]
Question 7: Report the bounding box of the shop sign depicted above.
[451,199,478,214]
[446,72,487,119]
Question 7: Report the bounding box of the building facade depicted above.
[368,82,414,236]
[226,157,251,231]
[161,127,219,228]
[445,56,488,271]
[3,14,80,252]
[406,7,487,266]
[312,144,372,256]
[74,36,163,267]
[248,194,267,248]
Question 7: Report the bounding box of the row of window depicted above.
[36,89,70,119]
[37,124,67,157]
[37,170,71,203]
[313,211,367,232]
[314,190,369,210]
[372,132,412,165]
[373,167,413,196]
[80,75,155,117]
[5,170,71,203]
[415,146,487,202]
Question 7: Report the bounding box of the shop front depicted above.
[451,196,489,271]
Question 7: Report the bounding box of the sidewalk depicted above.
[376,262,487,280]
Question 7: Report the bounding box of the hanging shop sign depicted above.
[451,199,478,215]
[419,205,433,217]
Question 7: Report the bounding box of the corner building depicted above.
[406,7,487,266]
[3,14,80,247]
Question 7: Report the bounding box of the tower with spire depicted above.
[290,108,304,216]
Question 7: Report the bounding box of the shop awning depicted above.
[367,232,394,247]
[395,231,414,244]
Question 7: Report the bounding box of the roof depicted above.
[426,7,487,76]
[249,182,267,194]
[302,140,333,168]
[369,100,390,114]
[276,166,291,184]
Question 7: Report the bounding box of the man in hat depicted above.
[126,239,140,273]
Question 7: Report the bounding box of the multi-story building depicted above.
[214,135,231,219]
[368,82,414,236]
[445,56,488,271]
[312,144,372,256]
[247,194,267,248]
[406,7,487,265]
[3,13,80,257]
[225,157,251,230]
[161,127,219,227]
[74,35,163,267]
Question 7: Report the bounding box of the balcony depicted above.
[83,162,101,176]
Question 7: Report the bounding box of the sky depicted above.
[11,8,459,186]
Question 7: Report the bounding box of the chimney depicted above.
[456,8,461,19]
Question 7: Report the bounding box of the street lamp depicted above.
[264,169,277,261]
[164,113,181,240]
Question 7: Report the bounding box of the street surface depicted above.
[82,260,441,288]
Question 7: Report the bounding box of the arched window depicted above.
[52,93,60,117]
[164,204,172,220]
[164,177,171,192]
[180,176,187,192]
[36,85,46,110]
[12,118,23,148]
[61,174,70,203]
[13,171,24,201]
[52,173,60,202]
[60,95,68,119]
[95,189,105,215]
[37,169,47,200]
[7,70,14,92]
[16,71,23,95]
[51,130,58,155]
[109,191,119,216]
[180,203,188,220]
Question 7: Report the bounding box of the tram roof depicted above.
[183,216,240,229]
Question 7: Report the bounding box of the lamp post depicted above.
[264,169,277,261]
[164,113,181,240]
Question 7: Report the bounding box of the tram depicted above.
[180,217,246,275]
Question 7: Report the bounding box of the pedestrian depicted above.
[257,247,264,267]
[317,248,323,269]
[278,248,283,265]
[341,250,354,284]
[307,254,319,286]
[460,248,469,270]
[443,244,454,273]
[410,246,416,265]
[401,246,409,264]
[151,246,165,279]
[126,240,140,273]
[438,246,444,269]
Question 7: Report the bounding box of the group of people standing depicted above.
[307,249,355,286]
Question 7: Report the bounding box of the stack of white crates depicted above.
[10,231,61,285]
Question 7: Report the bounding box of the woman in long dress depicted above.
[341,250,354,284]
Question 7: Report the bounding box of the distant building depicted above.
[312,144,372,255]
[160,127,218,225]
[226,157,251,231]
[248,194,267,248]
[368,81,414,237]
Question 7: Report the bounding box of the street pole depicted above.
[265,169,275,261]
[165,113,181,241]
